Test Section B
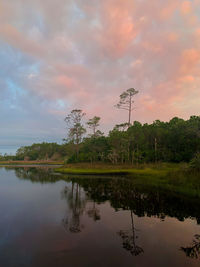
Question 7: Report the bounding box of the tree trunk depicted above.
[154,137,157,163]
[128,94,131,125]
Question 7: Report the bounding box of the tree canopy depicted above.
[9,115,200,165]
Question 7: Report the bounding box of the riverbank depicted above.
[0,160,64,165]
[55,162,181,175]
[55,162,200,198]
[1,161,199,197]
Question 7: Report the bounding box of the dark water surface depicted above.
[0,167,200,267]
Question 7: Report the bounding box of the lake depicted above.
[0,166,200,267]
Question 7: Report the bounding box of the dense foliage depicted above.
[67,115,200,164]
[14,142,67,161]
[190,152,200,171]
[3,115,199,164]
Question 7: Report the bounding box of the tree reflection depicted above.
[66,177,200,224]
[61,182,86,233]
[10,167,200,258]
[118,211,144,256]
[181,234,200,259]
[14,166,60,183]
[13,167,200,225]
[87,201,100,221]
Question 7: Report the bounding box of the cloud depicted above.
[0,0,200,151]
[0,23,44,57]
[180,1,192,15]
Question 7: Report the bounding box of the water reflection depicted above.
[118,211,144,256]
[181,235,200,259]
[87,201,101,221]
[10,167,200,260]
[13,166,200,223]
[65,177,200,225]
[61,183,86,233]
[14,166,59,183]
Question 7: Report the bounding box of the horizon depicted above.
[1,114,198,155]
[1,0,200,153]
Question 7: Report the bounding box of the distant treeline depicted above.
[3,115,200,164]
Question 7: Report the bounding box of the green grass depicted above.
[55,168,130,175]
[55,167,169,176]
[55,162,200,198]
[55,162,180,176]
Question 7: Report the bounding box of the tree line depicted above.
[10,114,199,164]
[2,88,200,164]
[63,113,200,164]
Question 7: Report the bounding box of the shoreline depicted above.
[1,162,199,198]
[0,160,64,166]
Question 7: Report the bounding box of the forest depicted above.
[3,114,200,167]
[1,88,200,168]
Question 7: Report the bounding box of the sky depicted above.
[0,0,200,154]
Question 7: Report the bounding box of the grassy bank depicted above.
[0,160,64,166]
[55,162,200,197]
[55,167,169,176]
[55,162,181,175]
[3,161,199,198]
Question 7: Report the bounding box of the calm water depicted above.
[0,167,200,267]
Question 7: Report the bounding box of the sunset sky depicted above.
[1,0,200,154]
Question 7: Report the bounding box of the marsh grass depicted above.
[55,162,181,176]
[55,162,200,198]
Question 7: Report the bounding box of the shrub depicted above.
[190,152,200,171]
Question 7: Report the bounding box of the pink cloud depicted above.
[160,1,179,20]
[167,32,179,42]
[180,1,192,15]
[180,48,200,74]
[56,75,76,88]
[96,0,137,58]
[0,24,44,57]
[1,0,200,131]
[179,75,195,83]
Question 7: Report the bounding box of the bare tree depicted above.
[115,88,138,125]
